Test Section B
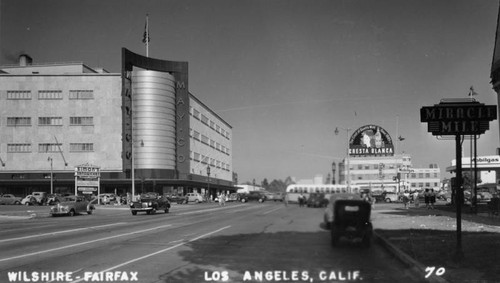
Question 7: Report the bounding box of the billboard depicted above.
[349,125,394,157]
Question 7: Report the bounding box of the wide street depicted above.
[0,201,423,283]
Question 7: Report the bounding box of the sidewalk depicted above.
[373,203,500,283]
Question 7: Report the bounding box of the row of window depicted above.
[191,130,230,156]
[191,151,231,171]
[7,143,93,153]
[6,117,94,126]
[351,173,440,181]
[410,182,440,188]
[5,90,94,100]
[190,107,230,140]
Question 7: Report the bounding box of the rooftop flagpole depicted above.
[143,14,150,57]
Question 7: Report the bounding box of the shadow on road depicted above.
[161,230,421,283]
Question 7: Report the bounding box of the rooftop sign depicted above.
[420,100,497,135]
[349,125,394,157]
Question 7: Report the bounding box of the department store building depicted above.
[0,49,235,198]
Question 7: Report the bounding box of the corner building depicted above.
[0,50,234,197]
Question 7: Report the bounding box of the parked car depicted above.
[168,194,187,204]
[31,192,48,205]
[307,193,328,208]
[323,193,363,230]
[0,194,22,205]
[240,191,267,203]
[97,193,117,204]
[21,195,38,206]
[273,192,284,202]
[383,192,399,203]
[330,199,373,248]
[130,192,170,215]
[227,193,240,202]
[50,195,95,216]
[47,193,63,205]
[185,193,204,203]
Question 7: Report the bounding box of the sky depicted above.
[1,0,500,184]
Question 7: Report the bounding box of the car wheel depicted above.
[69,210,75,217]
[87,210,93,215]
[165,208,169,213]
[14,201,20,205]
[195,199,199,204]
[385,198,391,203]
[241,199,246,203]
[131,211,137,215]
[151,208,156,215]
[25,202,30,206]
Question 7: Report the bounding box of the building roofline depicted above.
[189,92,232,129]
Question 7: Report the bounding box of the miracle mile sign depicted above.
[421,100,496,135]
[420,99,497,261]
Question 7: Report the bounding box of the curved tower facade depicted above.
[132,69,176,170]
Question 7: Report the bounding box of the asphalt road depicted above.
[0,202,423,283]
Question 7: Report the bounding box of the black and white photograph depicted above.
[1,0,500,282]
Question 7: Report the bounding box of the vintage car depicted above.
[185,193,204,203]
[0,194,22,205]
[239,191,267,203]
[21,195,38,206]
[330,199,373,248]
[130,192,171,215]
[307,193,329,208]
[50,195,95,216]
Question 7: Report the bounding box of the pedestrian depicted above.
[424,188,430,209]
[299,193,305,207]
[430,189,436,209]
[402,190,410,209]
[284,193,289,207]
[413,190,420,208]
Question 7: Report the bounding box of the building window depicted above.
[210,121,215,129]
[69,90,94,100]
[7,117,31,126]
[193,131,200,141]
[210,140,215,148]
[201,114,209,125]
[39,117,63,126]
[193,152,200,162]
[70,117,94,126]
[201,135,209,145]
[193,109,200,120]
[70,143,93,152]
[7,90,32,100]
[38,90,62,100]
[7,143,32,153]
[38,143,62,153]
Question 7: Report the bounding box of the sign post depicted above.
[421,99,497,261]
[74,163,101,203]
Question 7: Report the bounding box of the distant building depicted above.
[0,50,234,198]
[335,124,441,192]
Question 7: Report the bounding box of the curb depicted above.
[374,231,449,283]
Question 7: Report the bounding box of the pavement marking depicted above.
[0,222,128,243]
[176,204,249,215]
[70,225,231,283]
[262,206,283,215]
[0,224,172,263]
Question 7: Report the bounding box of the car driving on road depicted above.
[130,192,170,215]
[50,195,95,216]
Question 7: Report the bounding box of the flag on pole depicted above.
[142,15,150,44]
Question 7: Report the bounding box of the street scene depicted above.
[2,1,500,282]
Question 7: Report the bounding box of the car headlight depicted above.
[60,205,69,212]
[148,202,152,206]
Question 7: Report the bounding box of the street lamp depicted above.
[335,127,351,189]
[131,139,144,202]
[47,157,53,194]
[207,165,211,200]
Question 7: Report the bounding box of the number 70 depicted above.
[425,266,445,278]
